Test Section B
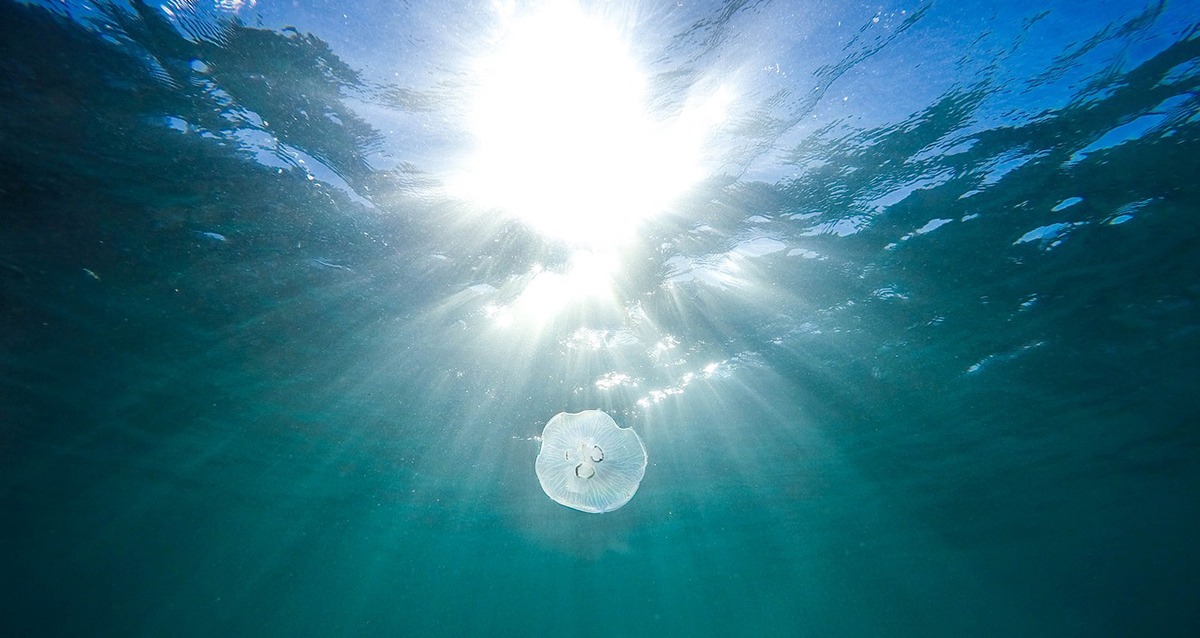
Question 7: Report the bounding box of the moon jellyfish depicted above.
[535,410,647,513]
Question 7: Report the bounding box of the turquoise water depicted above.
[2,0,1199,635]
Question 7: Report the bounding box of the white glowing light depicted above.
[458,2,730,248]
[489,249,620,326]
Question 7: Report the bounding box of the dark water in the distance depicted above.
[2,1,1199,636]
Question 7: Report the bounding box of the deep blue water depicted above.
[2,0,1199,636]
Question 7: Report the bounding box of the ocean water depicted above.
[2,0,1199,636]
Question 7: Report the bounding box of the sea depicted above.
[1,0,1198,636]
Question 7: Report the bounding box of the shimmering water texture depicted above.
[2,1,1199,637]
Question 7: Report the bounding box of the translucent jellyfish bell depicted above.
[535,410,647,513]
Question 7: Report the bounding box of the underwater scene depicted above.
[2,0,1199,635]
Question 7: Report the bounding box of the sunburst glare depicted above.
[455,1,731,250]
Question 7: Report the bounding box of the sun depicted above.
[455,1,730,250]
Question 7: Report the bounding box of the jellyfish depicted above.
[535,410,647,513]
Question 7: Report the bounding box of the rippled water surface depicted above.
[2,0,1199,635]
